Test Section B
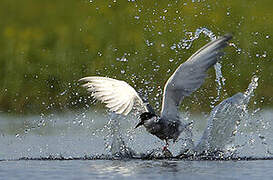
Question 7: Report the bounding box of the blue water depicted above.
[0,110,273,179]
[1,159,273,180]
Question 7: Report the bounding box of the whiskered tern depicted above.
[79,34,232,153]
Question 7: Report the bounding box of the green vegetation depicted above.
[0,0,272,115]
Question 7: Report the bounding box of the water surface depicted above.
[0,110,273,179]
[1,159,273,180]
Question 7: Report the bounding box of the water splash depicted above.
[105,74,261,159]
[244,75,259,102]
[171,27,216,50]
[194,75,259,156]
[213,62,226,105]
[106,113,136,158]
[171,27,226,107]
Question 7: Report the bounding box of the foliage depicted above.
[0,0,272,114]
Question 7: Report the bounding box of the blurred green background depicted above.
[0,0,272,115]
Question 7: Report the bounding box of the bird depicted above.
[79,34,232,155]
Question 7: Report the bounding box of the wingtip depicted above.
[78,77,88,82]
[78,76,95,82]
[222,33,233,41]
[78,78,84,82]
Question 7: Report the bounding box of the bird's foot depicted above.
[162,146,173,158]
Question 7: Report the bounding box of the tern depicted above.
[79,34,232,154]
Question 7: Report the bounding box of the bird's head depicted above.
[135,112,157,128]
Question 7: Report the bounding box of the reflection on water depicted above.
[1,159,273,180]
[85,160,185,178]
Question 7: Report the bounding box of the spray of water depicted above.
[171,27,227,107]
[107,113,135,158]
[194,75,260,158]
[98,29,259,158]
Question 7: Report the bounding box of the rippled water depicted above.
[1,159,273,180]
[0,109,273,179]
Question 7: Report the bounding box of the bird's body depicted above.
[137,112,182,143]
[79,34,232,153]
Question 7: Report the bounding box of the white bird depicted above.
[79,34,232,154]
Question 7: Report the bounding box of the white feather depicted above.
[79,76,147,115]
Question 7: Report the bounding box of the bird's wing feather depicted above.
[79,76,147,115]
[161,34,232,120]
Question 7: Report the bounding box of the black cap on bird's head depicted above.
[135,112,157,128]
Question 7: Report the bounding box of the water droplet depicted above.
[60,90,67,96]
[145,40,153,46]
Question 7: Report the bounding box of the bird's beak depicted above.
[135,121,144,128]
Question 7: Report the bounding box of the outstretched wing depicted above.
[79,76,148,115]
[161,34,232,120]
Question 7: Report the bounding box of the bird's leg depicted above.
[162,140,169,151]
[162,140,173,157]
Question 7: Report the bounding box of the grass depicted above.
[0,0,272,115]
